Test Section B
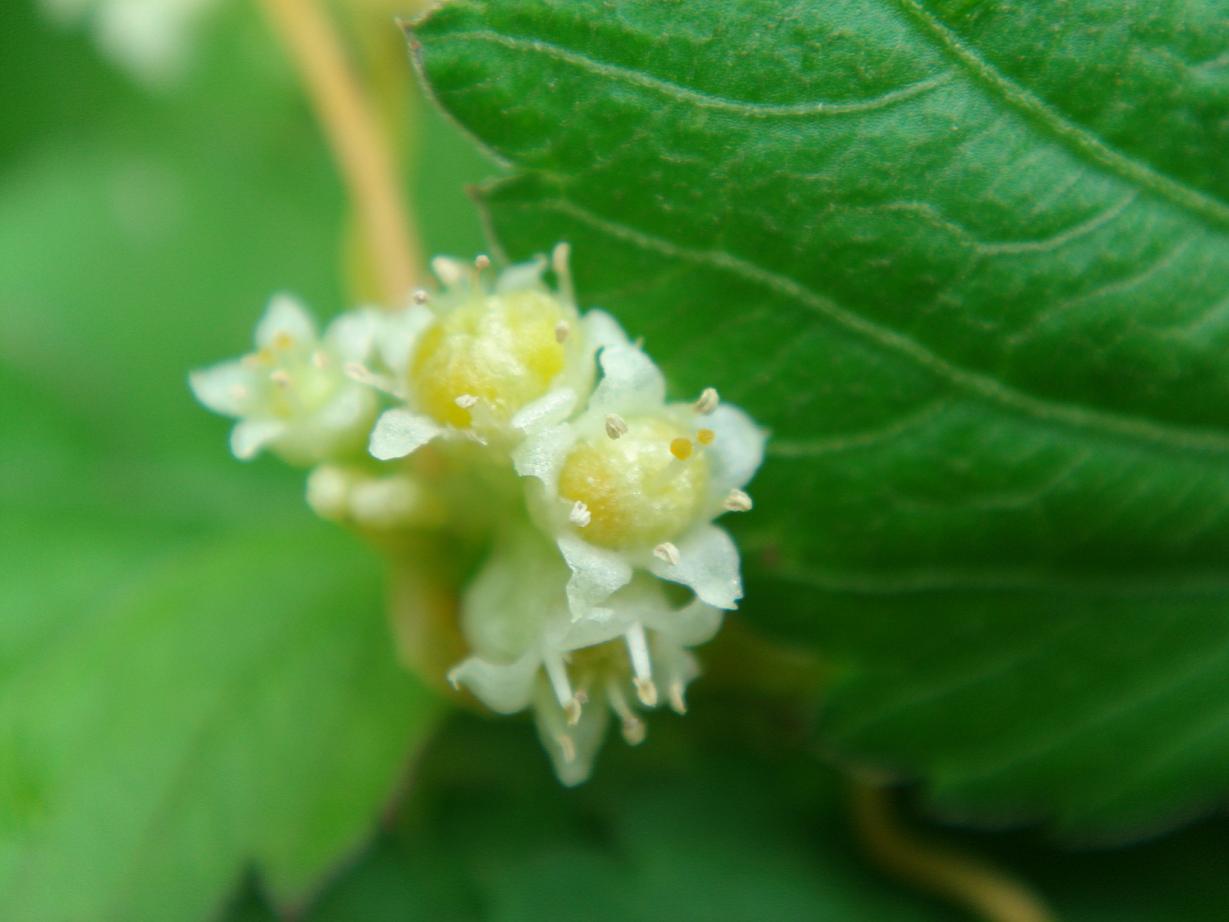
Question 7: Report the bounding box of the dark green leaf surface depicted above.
[412,0,1229,836]
[303,714,959,922]
[0,524,436,922]
[289,712,1229,922]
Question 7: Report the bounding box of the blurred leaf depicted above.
[0,523,437,922]
[272,711,1229,922]
[304,714,958,922]
[411,0,1229,837]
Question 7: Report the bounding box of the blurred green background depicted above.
[4,2,1229,920]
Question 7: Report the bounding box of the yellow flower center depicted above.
[410,289,573,428]
[558,416,709,549]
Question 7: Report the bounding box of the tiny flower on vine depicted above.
[189,294,381,465]
[365,245,625,462]
[514,341,766,619]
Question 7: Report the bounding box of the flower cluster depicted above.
[190,246,765,784]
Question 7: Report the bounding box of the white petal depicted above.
[368,409,442,460]
[511,387,577,433]
[188,360,255,416]
[462,531,567,660]
[449,651,540,715]
[704,403,767,495]
[512,422,574,493]
[581,309,631,354]
[591,344,665,415]
[316,384,376,434]
[255,293,316,347]
[648,524,742,610]
[494,255,547,293]
[325,309,381,364]
[305,465,351,520]
[557,534,633,619]
[229,418,285,460]
[532,678,611,787]
[378,305,434,376]
[644,597,723,647]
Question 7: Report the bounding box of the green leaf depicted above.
[0,523,437,922]
[411,0,1229,837]
[303,714,959,922]
[295,710,1229,922]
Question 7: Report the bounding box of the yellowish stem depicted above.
[849,780,1056,922]
[260,0,423,305]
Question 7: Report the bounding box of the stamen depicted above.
[569,501,592,527]
[607,679,646,745]
[445,667,461,690]
[343,362,403,397]
[554,320,570,343]
[625,624,657,707]
[455,394,479,409]
[311,349,329,369]
[552,242,575,305]
[544,653,576,712]
[557,733,576,763]
[696,428,715,446]
[474,254,491,272]
[670,437,693,460]
[653,542,681,567]
[694,387,719,414]
[411,288,430,305]
[668,680,687,715]
[605,413,629,439]
[723,488,753,512]
[270,369,292,388]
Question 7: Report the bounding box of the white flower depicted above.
[305,464,444,530]
[514,342,765,619]
[41,0,219,88]
[365,246,625,462]
[448,530,722,785]
[189,294,381,465]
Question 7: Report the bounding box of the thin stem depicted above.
[260,0,422,305]
[849,779,1056,922]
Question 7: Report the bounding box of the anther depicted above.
[569,501,592,527]
[723,489,753,512]
[696,428,715,446]
[605,413,629,439]
[446,667,461,690]
[454,394,479,409]
[653,542,681,567]
[694,387,719,414]
[554,320,570,343]
[670,437,693,460]
[622,717,646,745]
[474,254,491,271]
[634,677,659,708]
[564,695,583,727]
[668,680,687,715]
[606,679,646,745]
[411,288,430,305]
[270,369,292,388]
[311,349,329,369]
[557,733,576,763]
